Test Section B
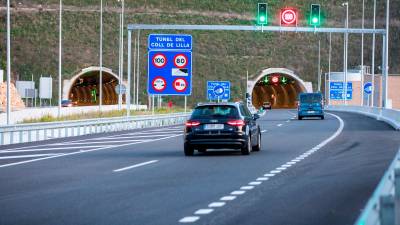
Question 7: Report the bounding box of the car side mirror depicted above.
[253,114,260,120]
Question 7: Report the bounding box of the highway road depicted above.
[0,110,399,225]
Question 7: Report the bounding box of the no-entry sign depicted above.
[147,34,192,95]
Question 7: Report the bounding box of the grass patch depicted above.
[20,107,187,124]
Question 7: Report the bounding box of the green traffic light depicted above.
[312,17,319,24]
[259,16,266,22]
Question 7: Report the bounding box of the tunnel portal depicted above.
[251,69,309,109]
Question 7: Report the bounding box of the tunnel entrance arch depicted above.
[63,66,125,106]
[249,68,312,109]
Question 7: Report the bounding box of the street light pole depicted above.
[360,0,364,106]
[318,39,321,92]
[342,2,349,105]
[383,0,390,108]
[58,0,62,118]
[6,0,11,125]
[371,0,376,107]
[99,0,103,111]
[117,0,124,110]
[328,32,332,106]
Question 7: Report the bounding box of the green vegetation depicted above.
[20,107,187,123]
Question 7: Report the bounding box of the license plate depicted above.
[308,111,316,113]
[204,124,224,130]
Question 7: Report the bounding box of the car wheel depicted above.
[321,116,325,120]
[184,144,194,156]
[241,136,252,155]
[252,132,261,151]
[298,116,303,120]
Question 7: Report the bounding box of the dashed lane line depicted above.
[178,113,344,224]
[113,160,159,172]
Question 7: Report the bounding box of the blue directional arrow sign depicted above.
[207,81,230,101]
[329,82,353,100]
[147,34,192,96]
[364,82,373,95]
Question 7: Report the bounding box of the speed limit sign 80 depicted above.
[173,54,188,68]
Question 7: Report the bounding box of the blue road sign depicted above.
[147,34,192,96]
[148,34,192,51]
[364,82,373,95]
[330,82,353,100]
[207,81,230,101]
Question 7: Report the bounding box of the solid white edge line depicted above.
[0,134,183,168]
[113,160,159,172]
[0,153,62,159]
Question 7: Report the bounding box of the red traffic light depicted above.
[271,76,280,84]
[280,8,297,26]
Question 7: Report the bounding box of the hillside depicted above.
[0,0,399,106]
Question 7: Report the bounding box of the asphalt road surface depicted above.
[0,110,399,225]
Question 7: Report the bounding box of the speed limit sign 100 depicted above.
[173,54,188,68]
[152,53,167,68]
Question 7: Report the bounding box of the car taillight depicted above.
[227,120,245,126]
[185,120,201,127]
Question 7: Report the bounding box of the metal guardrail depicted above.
[354,149,400,225]
[326,105,400,225]
[326,105,400,130]
[0,113,190,145]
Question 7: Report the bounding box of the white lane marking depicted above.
[281,164,292,168]
[270,170,281,174]
[286,120,290,123]
[53,140,143,145]
[208,202,225,207]
[249,181,262,185]
[261,130,267,133]
[257,177,269,181]
[277,124,283,127]
[2,127,183,151]
[0,145,114,153]
[95,134,172,140]
[240,186,254,190]
[194,209,214,215]
[276,167,287,171]
[113,160,158,172]
[292,159,301,162]
[0,134,182,168]
[264,173,275,177]
[220,196,236,201]
[231,190,246,195]
[287,161,297,165]
[179,216,200,223]
[0,153,62,159]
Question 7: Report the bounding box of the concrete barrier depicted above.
[326,105,400,130]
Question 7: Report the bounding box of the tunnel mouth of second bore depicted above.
[252,73,306,109]
[68,70,123,106]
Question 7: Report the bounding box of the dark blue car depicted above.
[297,93,324,120]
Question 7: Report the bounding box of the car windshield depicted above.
[191,105,239,119]
[300,94,322,103]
